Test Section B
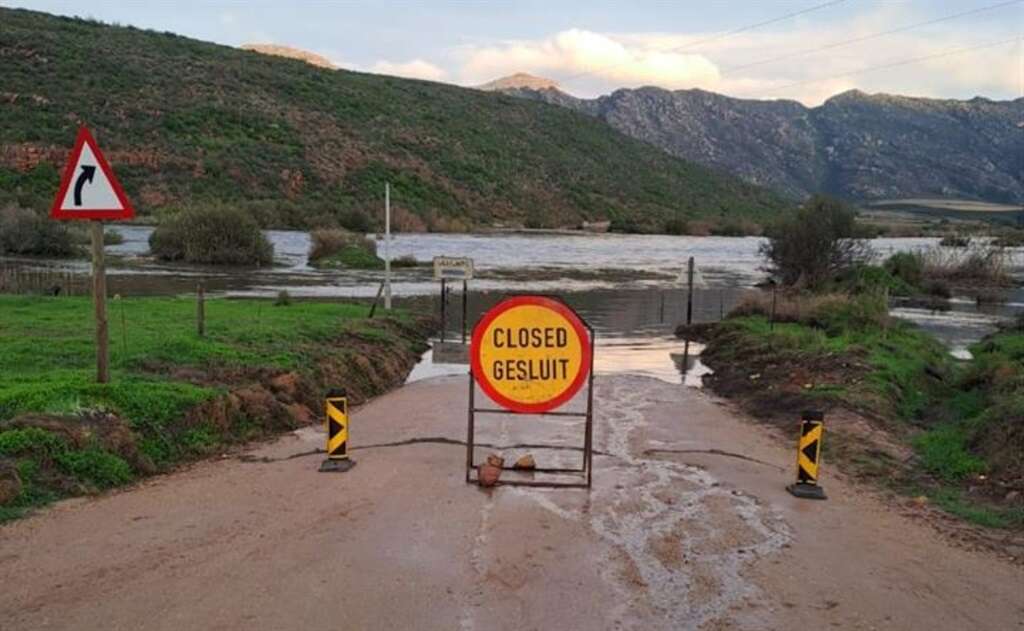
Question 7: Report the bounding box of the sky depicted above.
[4,0,1023,104]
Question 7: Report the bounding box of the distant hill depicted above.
[0,9,786,233]
[494,83,1024,204]
[240,44,337,69]
[478,73,560,92]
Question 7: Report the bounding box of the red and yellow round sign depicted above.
[471,295,591,413]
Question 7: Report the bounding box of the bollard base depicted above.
[787,482,826,500]
[319,458,356,473]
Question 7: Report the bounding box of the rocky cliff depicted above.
[496,80,1024,203]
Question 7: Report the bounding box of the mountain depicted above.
[0,10,785,233]
[240,44,336,69]
[494,83,1024,204]
[477,73,560,92]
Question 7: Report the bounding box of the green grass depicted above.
[719,313,949,420]
[929,488,1024,529]
[708,296,1024,530]
[0,294,408,521]
[0,8,787,232]
[311,245,385,270]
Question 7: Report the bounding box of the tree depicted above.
[760,195,872,288]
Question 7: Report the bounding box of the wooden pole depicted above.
[461,279,468,345]
[440,278,447,344]
[90,220,109,384]
[686,256,695,326]
[197,282,206,337]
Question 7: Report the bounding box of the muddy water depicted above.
[3,225,1022,376]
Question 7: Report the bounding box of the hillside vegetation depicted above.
[0,9,785,232]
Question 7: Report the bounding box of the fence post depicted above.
[196,282,206,337]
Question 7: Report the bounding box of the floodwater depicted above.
[3,225,1022,382]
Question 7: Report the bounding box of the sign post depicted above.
[433,256,474,345]
[466,295,595,489]
[51,126,135,384]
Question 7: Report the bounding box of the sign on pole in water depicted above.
[433,256,474,281]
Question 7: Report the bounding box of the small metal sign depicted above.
[433,256,474,281]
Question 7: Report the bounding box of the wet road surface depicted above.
[1,375,1021,630]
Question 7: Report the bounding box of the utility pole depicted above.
[384,182,392,310]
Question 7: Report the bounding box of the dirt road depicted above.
[1,374,1021,630]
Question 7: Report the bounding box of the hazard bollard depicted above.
[319,389,356,473]
[787,410,826,500]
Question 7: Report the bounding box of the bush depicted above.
[710,218,759,237]
[729,291,888,334]
[760,196,872,288]
[0,205,76,257]
[992,231,1024,248]
[392,255,420,268]
[920,246,1012,285]
[939,234,971,248]
[308,228,383,269]
[884,252,924,288]
[664,218,689,236]
[835,264,914,296]
[69,226,124,247]
[149,205,273,266]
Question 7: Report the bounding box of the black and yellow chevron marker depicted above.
[326,397,349,459]
[320,391,356,473]
[787,411,827,500]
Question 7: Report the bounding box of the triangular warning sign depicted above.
[51,126,135,221]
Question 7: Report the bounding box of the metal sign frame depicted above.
[464,295,596,489]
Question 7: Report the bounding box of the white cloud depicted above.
[459,28,719,93]
[371,59,447,82]
[450,5,1022,105]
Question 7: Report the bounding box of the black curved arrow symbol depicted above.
[73,165,96,206]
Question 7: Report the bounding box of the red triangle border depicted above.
[51,125,136,221]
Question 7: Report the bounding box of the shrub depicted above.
[0,205,76,257]
[149,206,273,266]
[835,264,913,296]
[924,280,952,299]
[664,218,689,235]
[939,234,971,248]
[274,290,292,306]
[710,218,759,237]
[729,291,888,333]
[806,293,889,334]
[69,226,124,247]
[920,246,1012,285]
[884,252,924,288]
[760,196,872,288]
[308,228,383,269]
[992,231,1024,248]
[392,255,420,268]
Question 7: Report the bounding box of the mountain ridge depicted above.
[492,81,1024,203]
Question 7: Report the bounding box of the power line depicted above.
[748,35,1021,97]
[559,0,848,85]
[722,0,1023,75]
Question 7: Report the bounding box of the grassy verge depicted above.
[0,294,429,521]
[700,294,1023,530]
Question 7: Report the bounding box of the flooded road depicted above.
[3,225,1022,373]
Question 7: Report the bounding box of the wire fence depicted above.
[0,264,90,296]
